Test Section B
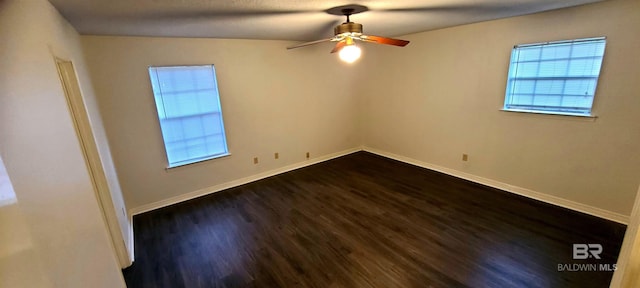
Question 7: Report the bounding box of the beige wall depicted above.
[81,36,361,209]
[360,0,640,216]
[0,0,126,287]
[82,0,638,218]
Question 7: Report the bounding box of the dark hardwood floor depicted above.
[123,152,626,288]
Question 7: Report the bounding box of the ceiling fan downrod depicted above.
[343,8,354,23]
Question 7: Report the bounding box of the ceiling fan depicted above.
[286,5,410,63]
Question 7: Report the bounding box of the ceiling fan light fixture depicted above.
[339,44,361,63]
[286,4,409,61]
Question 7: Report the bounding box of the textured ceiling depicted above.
[48,0,604,41]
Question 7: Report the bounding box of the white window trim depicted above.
[165,152,232,170]
[500,108,597,119]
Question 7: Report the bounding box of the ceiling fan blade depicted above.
[360,35,410,47]
[287,38,334,50]
[330,41,346,53]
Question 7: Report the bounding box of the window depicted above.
[503,37,606,116]
[149,65,229,168]
[0,155,17,206]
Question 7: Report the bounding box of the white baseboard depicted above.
[129,147,362,216]
[363,146,629,225]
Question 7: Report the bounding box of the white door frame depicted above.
[55,58,130,268]
[610,183,640,287]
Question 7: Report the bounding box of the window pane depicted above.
[540,44,571,60]
[564,79,597,96]
[572,41,606,58]
[160,119,183,142]
[511,95,533,106]
[568,58,601,76]
[561,95,593,109]
[512,80,535,94]
[516,47,541,61]
[538,60,568,77]
[149,65,229,167]
[504,37,606,116]
[532,95,561,107]
[514,62,539,77]
[534,80,564,95]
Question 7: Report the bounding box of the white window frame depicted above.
[502,37,606,117]
[148,64,230,168]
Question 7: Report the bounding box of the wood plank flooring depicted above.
[123,152,626,288]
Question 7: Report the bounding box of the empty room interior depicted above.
[2,0,640,287]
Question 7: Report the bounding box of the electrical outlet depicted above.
[306,152,310,159]
[275,152,279,159]
[253,157,259,164]
[462,154,468,161]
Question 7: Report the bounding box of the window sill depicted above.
[165,152,231,170]
[500,109,597,121]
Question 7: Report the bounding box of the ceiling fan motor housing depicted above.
[334,22,363,36]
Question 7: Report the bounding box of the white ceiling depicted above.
[48,0,604,41]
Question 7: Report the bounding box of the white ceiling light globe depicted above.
[339,45,362,63]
